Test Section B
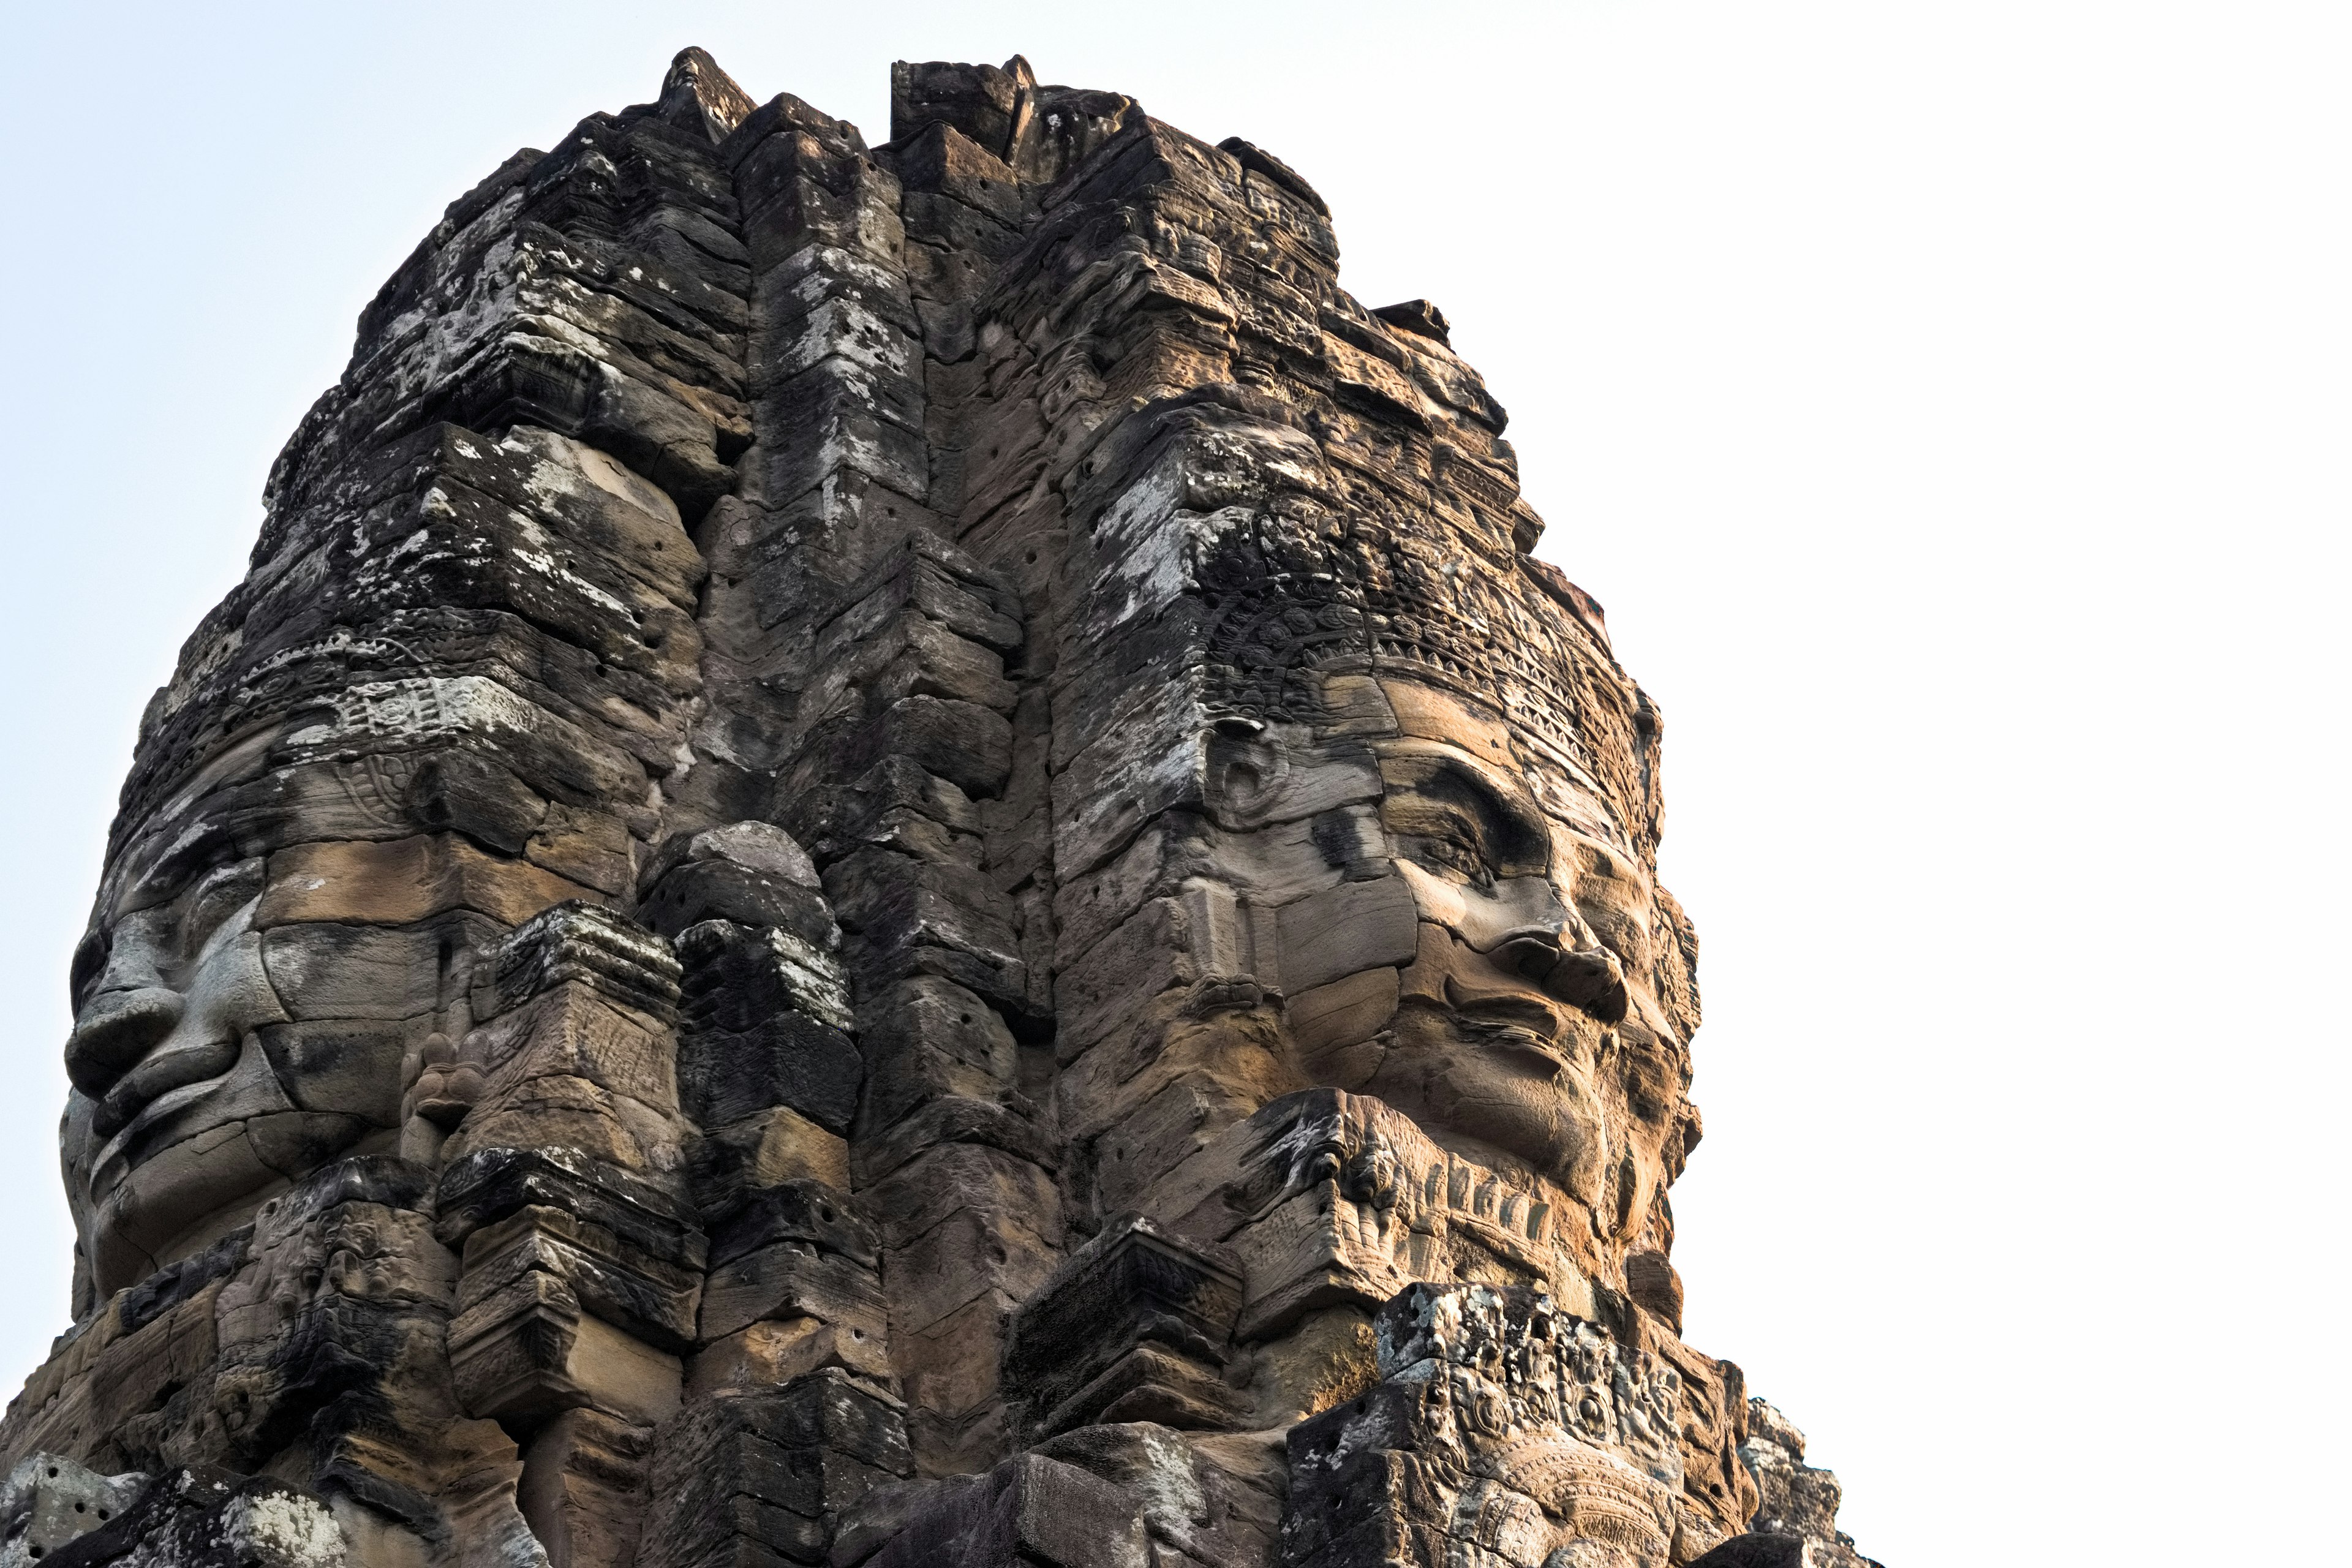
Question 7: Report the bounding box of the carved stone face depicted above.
[1371,722,1626,1202]
[63,824,452,1297]
[1203,668,1681,1243]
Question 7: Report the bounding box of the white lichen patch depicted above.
[225,1489,348,1568]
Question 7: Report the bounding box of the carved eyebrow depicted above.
[186,858,263,910]
[171,859,267,951]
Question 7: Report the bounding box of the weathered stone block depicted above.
[1003,1215,1244,1441]
[686,1317,891,1398]
[679,1011,862,1134]
[258,834,594,931]
[0,1453,149,1567]
[519,1408,655,1568]
[491,902,682,1024]
[1268,871,1416,995]
[699,1240,886,1343]
[690,1105,851,1216]
[21,44,1880,1568]
[710,1180,877,1270]
[862,1451,1145,1568]
[641,1374,911,1568]
[641,861,836,948]
[890,123,1025,227]
[28,1467,346,1568]
[435,1146,706,1269]
[458,1204,701,1350]
[883,1204,1056,1339]
[449,1270,683,1425]
[677,918,853,1034]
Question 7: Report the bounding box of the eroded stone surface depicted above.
[4,45,1882,1568]
[0,1453,148,1568]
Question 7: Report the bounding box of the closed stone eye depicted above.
[1406,831,1494,886]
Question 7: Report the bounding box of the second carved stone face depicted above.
[1204,669,1684,1244]
[60,760,538,1297]
[64,846,407,1297]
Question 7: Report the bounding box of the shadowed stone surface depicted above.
[3,46,1882,1568]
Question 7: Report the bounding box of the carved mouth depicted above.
[1480,1026,1570,1074]
[1444,980,1572,1074]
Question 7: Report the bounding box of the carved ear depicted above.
[1202,717,1289,829]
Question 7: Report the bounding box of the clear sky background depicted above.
[0,4,2342,1562]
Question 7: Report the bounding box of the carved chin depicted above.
[84,1107,377,1295]
[1365,1006,1609,1203]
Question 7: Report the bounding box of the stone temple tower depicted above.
[0,49,1881,1568]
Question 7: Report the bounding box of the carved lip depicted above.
[1479,1026,1571,1075]
[1444,979,1572,1072]
[92,1035,243,1141]
[89,1041,247,1180]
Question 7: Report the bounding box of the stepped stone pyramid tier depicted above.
[1,48,1882,1568]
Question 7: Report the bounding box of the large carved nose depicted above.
[1548,946,1629,1023]
[66,987,183,1097]
[1491,930,1629,1024]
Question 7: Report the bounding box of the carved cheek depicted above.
[89,908,296,1139]
[176,903,292,1044]
[1558,1091,1610,1204]
[1576,886,1654,971]
[1393,860,1469,929]
[1461,875,1569,952]
[60,1093,98,1181]
[1390,865,1569,954]
[93,908,175,993]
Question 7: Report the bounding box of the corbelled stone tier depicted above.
[2,48,1881,1568]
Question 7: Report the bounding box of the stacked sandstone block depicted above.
[1,49,1882,1568]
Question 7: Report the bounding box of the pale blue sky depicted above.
[0,4,2342,1562]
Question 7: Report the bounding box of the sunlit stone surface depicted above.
[2,50,1880,1568]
